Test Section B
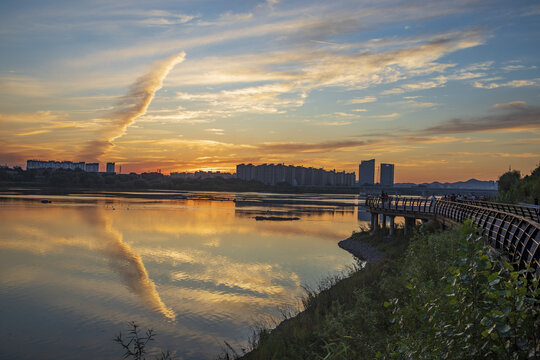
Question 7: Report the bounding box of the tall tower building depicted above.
[358,159,375,185]
[106,162,115,173]
[380,163,394,187]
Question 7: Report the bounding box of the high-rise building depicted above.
[27,160,86,171]
[380,163,394,187]
[235,163,355,187]
[358,159,375,185]
[85,163,99,172]
[106,162,115,173]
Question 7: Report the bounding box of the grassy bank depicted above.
[239,223,539,359]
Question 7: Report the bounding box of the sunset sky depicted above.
[0,0,539,182]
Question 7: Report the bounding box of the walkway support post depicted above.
[371,213,379,233]
[404,217,415,236]
[382,214,387,229]
[389,216,395,237]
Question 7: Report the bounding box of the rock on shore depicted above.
[338,237,383,264]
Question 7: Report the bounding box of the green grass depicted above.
[239,222,540,359]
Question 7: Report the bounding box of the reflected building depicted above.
[357,207,372,222]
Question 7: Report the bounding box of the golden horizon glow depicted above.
[1,1,539,182]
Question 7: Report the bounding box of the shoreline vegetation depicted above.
[0,168,361,195]
[0,166,502,197]
[230,222,539,359]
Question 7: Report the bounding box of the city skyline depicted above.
[1,1,539,182]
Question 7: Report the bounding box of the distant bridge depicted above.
[365,195,540,272]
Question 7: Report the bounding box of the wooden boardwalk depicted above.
[365,196,540,272]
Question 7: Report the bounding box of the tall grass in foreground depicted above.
[240,222,539,359]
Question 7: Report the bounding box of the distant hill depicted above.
[394,179,497,190]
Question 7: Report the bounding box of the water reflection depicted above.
[85,209,176,320]
[0,193,362,359]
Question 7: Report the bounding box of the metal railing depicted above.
[365,196,435,215]
[365,195,540,272]
[458,199,539,222]
[434,200,539,272]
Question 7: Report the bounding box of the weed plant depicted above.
[114,321,172,360]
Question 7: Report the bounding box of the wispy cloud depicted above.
[502,64,536,71]
[494,101,526,109]
[371,112,400,119]
[318,121,352,126]
[473,79,540,89]
[347,96,377,104]
[204,128,225,135]
[80,51,185,161]
[255,139,380,153]
[0,75,49,97]
[173,29,485,118]
[398,100,438,108]
[422,105,540,134]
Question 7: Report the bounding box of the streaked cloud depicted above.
[398,100,438,108]
[422,105,540,134]
[80,52,186,161]
[494,101,526,109]
[502,64,536,71]
[204,128,225,135]
[255,140,379,153]
[347,96,377,104]
[371,112,400,119]
[318,121,352,126]
[473,79,540,89]
[0,75,49,97]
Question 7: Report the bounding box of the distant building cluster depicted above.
[170,171,234,180]
[358,159,395,187]
[26,160,117,173]
[236,163,356,187]
[24,158,394,187]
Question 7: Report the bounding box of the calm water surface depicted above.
[0,191,369,359]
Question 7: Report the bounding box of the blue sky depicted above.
[0,0,539,181]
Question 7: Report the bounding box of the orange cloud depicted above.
[80,51,186,161]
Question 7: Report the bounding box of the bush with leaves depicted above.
[385,221,540,359]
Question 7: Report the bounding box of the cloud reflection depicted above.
[86,210,176,320]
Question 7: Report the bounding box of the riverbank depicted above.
[337,235,383,264]
[237,224,539,359]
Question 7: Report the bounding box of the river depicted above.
[0,190,369,359]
